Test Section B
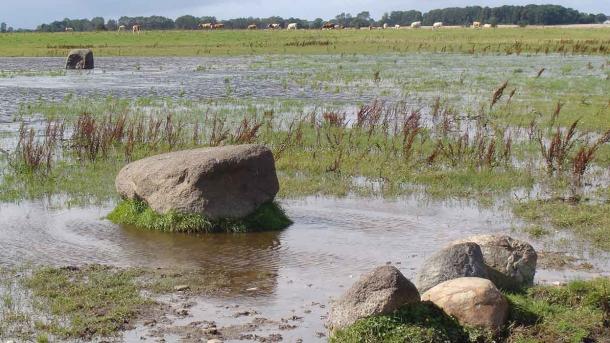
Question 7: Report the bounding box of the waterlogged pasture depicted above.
[0,53,609,341]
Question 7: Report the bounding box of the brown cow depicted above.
[322,22,335,30]
[213,23,224,30]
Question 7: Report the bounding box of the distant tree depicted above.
[175,15,199,29]
[594,13,607,23]
[311,18,324,29]
[91,17,105,30]
[106,19,118,31]
[0,22,6,32]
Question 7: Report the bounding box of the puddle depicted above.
[1,196,607,341]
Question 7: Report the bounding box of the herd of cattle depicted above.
[63,21,500,32]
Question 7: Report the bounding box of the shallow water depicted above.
[0,54,606,123]
[1,196,607,341]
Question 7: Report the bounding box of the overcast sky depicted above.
[3,0,609,29]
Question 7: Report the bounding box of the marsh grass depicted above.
[107,200,292,233]
[513,199,610,251]
[332,278,610,343]
[24,265,148,339]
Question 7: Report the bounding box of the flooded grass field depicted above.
[0,52,609,341]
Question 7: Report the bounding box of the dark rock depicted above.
[66,49,94,69]
[416,242,488,293]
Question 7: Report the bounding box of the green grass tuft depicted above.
[330,302,470,343]
[107,199,292,233]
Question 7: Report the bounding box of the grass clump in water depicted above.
[107,199,292,233]
[513,199,610,251]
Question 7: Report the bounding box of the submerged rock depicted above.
[116,144,279,219]
[455,235,537,291]
[328,265,420,331]
[421,277,509,331]
[66,49,94,69]
[416,242,488,293]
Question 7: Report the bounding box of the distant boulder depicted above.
[116,144,279,219]
[416,242,488,293]
[66,49,94,69]
[422,277,509,332]
[328,266,420,331]
[455,235,537,291]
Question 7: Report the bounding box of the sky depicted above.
[2,0,609,29]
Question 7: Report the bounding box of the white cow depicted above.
[287,23,297,30]
[118,25,126,32]
[395,24,401,29]
[383,23,388,29]
[411,21,421,29]
[65,27,74,32]
[483,23,493,28]
[473,21,481,29]
[433,22,443,29]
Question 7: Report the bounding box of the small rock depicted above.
[328,265,420,331]
[416,242,488,293]
[455,235,537,290]
[66,49,94,69]
[174,284,190,292]
[422,277,509,331]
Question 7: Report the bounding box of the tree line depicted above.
[11,4,608,32]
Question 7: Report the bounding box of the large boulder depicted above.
[421,277,509,332]
[66,49,94,69]
[116,144,279,219]
[455,235,537,291]
[416,242,488,293]
[328,266,420,331]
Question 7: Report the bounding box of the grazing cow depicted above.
[383,23,388,29]
[411,21,421,29]
[322,22,335,30]
[483,24,493,28]
[248,24,257,30]
[395,24,401,29]
[433,22,443,29]
[200,23,213,30]
[213,23,224,30]
[65,27,74,32]
[118,25,126,32]
[473,21,481,28]
[267,23,281,30]
[132,25,141,34]
[287,23,297,30]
